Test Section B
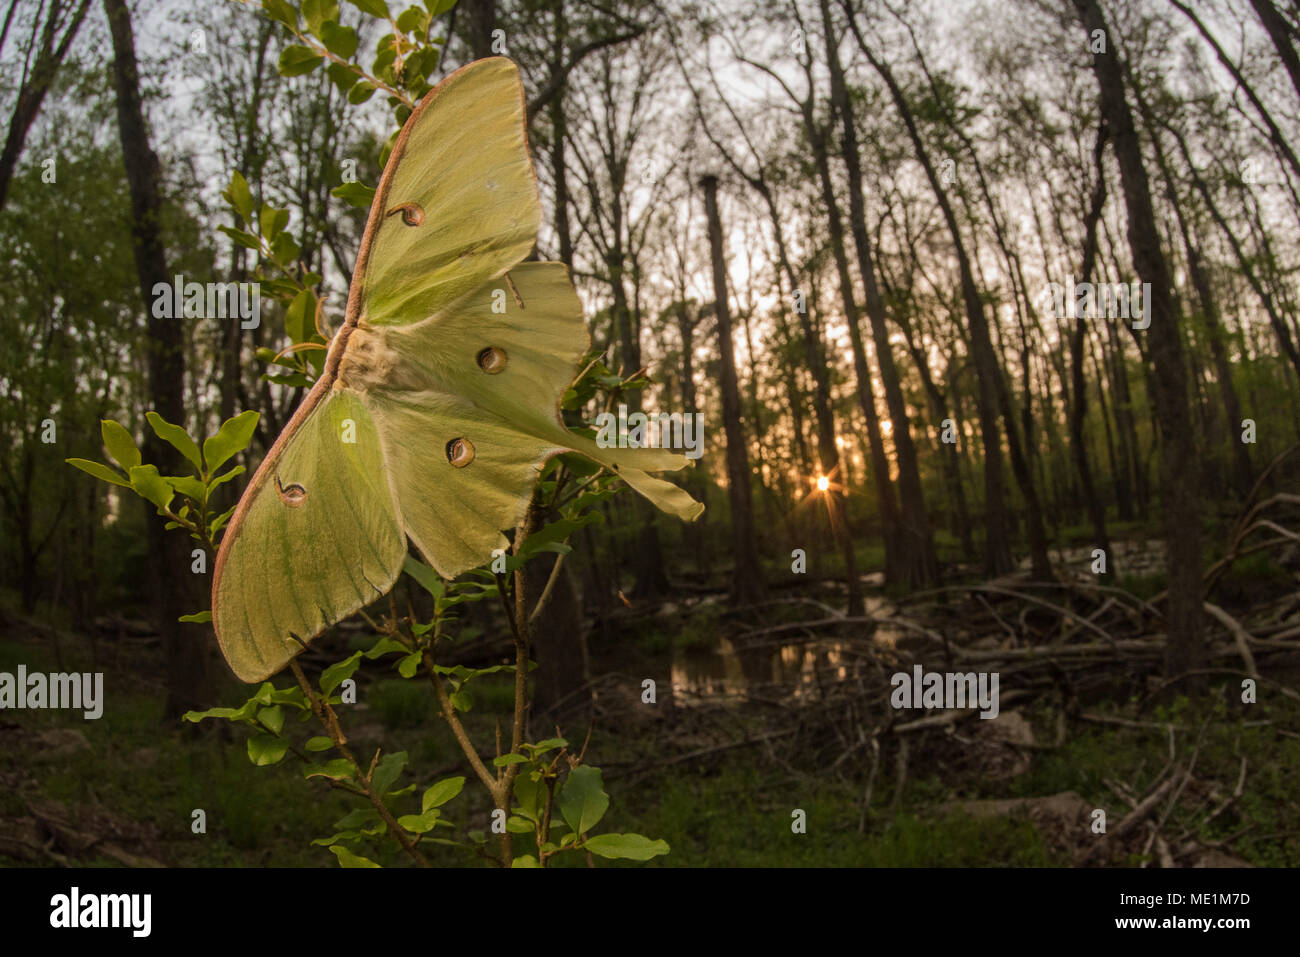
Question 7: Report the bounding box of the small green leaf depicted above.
[396,5,427,33]
[330,845,380,868]
[421,776,465,812]
[425,0,457,16]
[321,20,359,58]
[218,225,262,251]
[285,287,317,344]
[397,808,441,833]
[225,170,256,224]
[258,705,285,735]
[261,0,298,29]
[493,752,528,767]
[396,651,421,678]
[305,758,356,781]
[327,61,361,92]
[370,751,408,794]
[128,465,174,512]
[449,689,472,712]
[505,815,533,834]
[306,736,334,752]
[364,636,408,659]
[247,733,289,766]
[208,465,245,491]
[302,0,340,33]
[279,44,325,76]
[258,204,290,243]
[66,458,129,488]
[511,854,540,868]
[402,555,443,599]
[348,0,391,17]
[347,80,377,104]
[101,419,141,471]
[179,611,212,624]
[321,651,362,695]
[332,180,376,207]
[145,411,203,471]
[583,833,670,861]
[203,410,260,473]
[558,765,609,836]
[164,474,206,501]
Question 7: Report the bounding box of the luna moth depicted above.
[211,57,703,684]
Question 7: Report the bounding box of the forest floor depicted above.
[2,521,1299,867]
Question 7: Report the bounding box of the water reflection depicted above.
[671,597,904,704]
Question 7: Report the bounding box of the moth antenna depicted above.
[504,272,525,310]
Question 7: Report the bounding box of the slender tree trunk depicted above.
[104,0,209,717]
[821,0,936,586]
[701,174,765,607]
[1075,0,1204,690]
[0,0,94,211]
[1249,0,1300,105]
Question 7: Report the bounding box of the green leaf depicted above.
[261,0,298,29]
[145,411,202,471]
[270,232,300,267]
[258,705,285,735]
[101,419,141,471]
[425,0,457,15]
[320,651,362,695]
[493,752,528,767]
[302,0,339,33]
[327,61,361,92]
[523,737,568,754]
[512,773,542,823]
[396,651,421,678]
[347,80,377,104]
[583,833,671,861]
[258,204,290,243]
[421,776,465,812]
[306,736,334,752]
[203,410,260,473]
[128,465,174,512]
[225,170,256,224]
[370,751,408,793]
[396,5,427,33]
[285,287,317,344]
[348,0,391,17]
[449,689,472,712]
[511,854,540,868]
[558,766,609,836]
[218,224,262,251]
[505,815,533,834]
[305,759,355,781]
[247,733,289,766]
[66,458,129,488]
[397,808,441,833]
[330,845,380,868]
[164,474,206,501]
[321,20,359,58]
[332,180,376,208]
[208,465,245,491]
[179,611,212,624]
[279,44,325,76]
[402,555,443,599]
[364,636,408,659]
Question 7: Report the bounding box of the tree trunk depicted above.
[821,0,936,586]
[1075,0,1204,691]
[104,0,209,717]
[701,174,765,607]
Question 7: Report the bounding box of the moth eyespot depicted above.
[446,437,475,467]
[476,346,507,374]
[275,476,308,507]
[386,202,424,227]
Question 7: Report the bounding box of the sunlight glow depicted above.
[816,475,830,492]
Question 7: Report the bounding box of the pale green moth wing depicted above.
[211,389,405,682]
[355,56,540,328]
[356,261,704,578]
[211,57,701,682]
